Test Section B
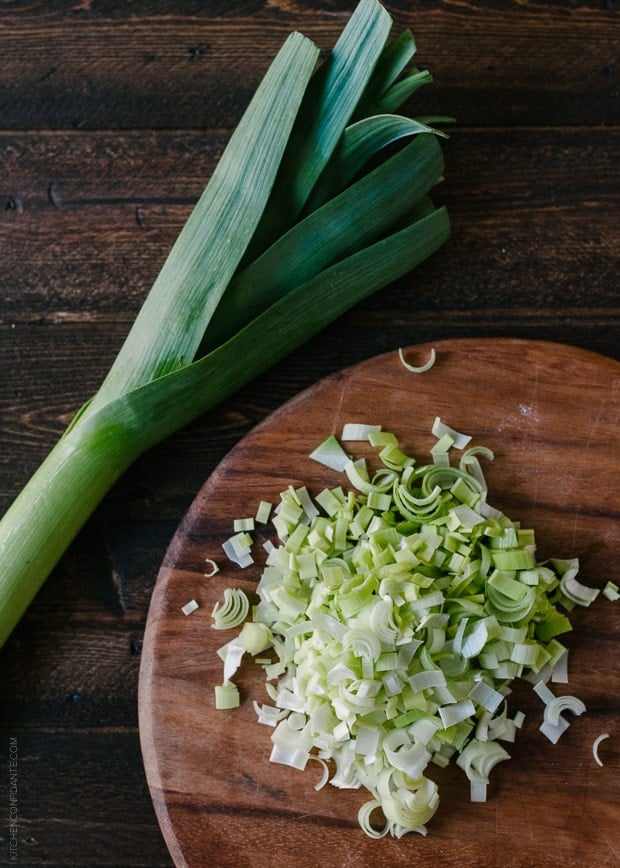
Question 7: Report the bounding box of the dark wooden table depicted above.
[1,2,617,866]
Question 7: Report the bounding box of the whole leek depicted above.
[0,0,450,648]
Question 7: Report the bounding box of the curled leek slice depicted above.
[544,694,587,727]
[398,346,436,373]
[592,733,610,767]
[358,799,390,839]
[554,559,600,606]
[212,588,250,630]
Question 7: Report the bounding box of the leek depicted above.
[181,599,199,616]
[215,417,605,837]
[0,0,451,648]
[398,346,436,373]
[592,732,610,766]
[214,682,240,710]
[211,588,250,630]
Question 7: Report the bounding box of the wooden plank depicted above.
[0,3,616,129]
[0,502,177,727]
[0,128,618,321]
[1,301,618,503]
[0,621,148,728]
[0,728,172,866]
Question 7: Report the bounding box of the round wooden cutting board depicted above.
[138,339,619,868]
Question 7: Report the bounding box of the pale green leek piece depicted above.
[0,0,451,647]
[214,682,240,710]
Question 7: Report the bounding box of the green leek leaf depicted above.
[106,206,451,466]
[351,28,418,121]
[244,0,393,260]
[91,31,319,409]
[304,112,448,213]
[379,68,434,113]
[202,134,444,351]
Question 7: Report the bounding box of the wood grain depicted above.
[139,338,620,868]
[0,6,616,129]
[0,728,172,865]
[0,0,618,864]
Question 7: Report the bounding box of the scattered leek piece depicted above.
[554,559,600,606]
[255,501,273,524]
[213,416,604,838]
[219,637,246,682]
[602,581,619,601]
[543,694,587,727]
[211,588,250,630]
[592,732,610,767]
[204,558,219,577]
[238,621,272,655]
[431,416,472,449]
[215,681,241,710]
[341,423,383,441]
[310,757,330,791]
[540,716,570,745]
[456,739,511,803]
[534,680,589,743]
[181,599,199,616]
[398,346,436,373]
[222,532,254,568]
[309,435,351,471]
[550,649,569,683]
[0,0,451,649]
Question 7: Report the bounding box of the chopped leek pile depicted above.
[0,0,451,648]
[215,417,604,839]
